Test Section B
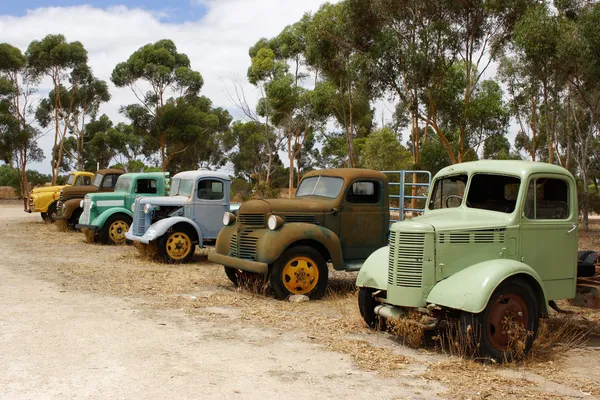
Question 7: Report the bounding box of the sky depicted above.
[0,0,341,174]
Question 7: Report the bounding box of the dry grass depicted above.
[83,228,96,243]
[0,186,17,199]
[54,219,69,232]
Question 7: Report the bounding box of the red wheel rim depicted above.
[487,293,528,351]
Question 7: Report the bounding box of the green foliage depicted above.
[0,164,51,195]
[360,128,412,171]
[26,34,87,77]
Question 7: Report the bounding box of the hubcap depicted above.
[487,293,528,351]
[282,256,319,295]
[166,232,192,260]
[109,220,129,244]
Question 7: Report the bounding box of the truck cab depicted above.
[125,170,239,263]
[55,168,124,228]
[25,171,94,222]
[75,172,169,244]
[208,168,396,300]
[357,160,578,361]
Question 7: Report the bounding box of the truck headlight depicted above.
[223,212,236,226]
[144,204,155,214]
[131,203,135,212]
[268,215,283,231]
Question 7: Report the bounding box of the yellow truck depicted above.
[25,171,94,222]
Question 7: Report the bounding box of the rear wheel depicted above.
[99,214,132,245]
[460,279,539,362]
[358,287,386,330]
[270,246,328,300]
[157,227,196,263]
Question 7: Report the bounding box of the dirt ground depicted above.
[1,204,599,400]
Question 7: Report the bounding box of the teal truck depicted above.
[357,160,579,361]
[76,172,169,244]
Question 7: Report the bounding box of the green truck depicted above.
[75,172,169,244]
[357,160,578,361]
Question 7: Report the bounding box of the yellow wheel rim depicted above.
[282,256,319,295]
[166,232,192,260]
[108,220,129,244]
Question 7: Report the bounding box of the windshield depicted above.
[429,175,468,210]
[296,176,344,199]
[92,173,103,188]
[114,177,132,192]
[66,174,75,185]
[170,178,194,197]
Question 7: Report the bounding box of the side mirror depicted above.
[330,207,339,215]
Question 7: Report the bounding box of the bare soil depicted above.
[1,204,600,399]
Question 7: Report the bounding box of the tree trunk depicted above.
[543,82,554,164]
[347,81,355,168]
[51,74,61,184]
[288,130,294,199]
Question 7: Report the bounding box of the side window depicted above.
[135,179,158,194]
[102,174,119,188]
[74,176,83,186]
[83,176,91,185]
[524,178,569,220]
[346,181,380,204]
[197,179,224,200]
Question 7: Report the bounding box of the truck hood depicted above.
[239,197,334,214]
[32,184,66,194]
[86,191,127,201]
[61,185,99,199]
[138,196,189,206]
[409,208,512,232]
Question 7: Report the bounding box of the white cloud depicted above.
[0,1,334,174]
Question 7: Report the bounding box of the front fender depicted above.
[356,246,389,290]
[62,198,81,219]
[426,259,547,315]
[258,223,344,268]
[126,217,202,245]
[91,208,133,228]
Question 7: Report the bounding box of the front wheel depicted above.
[45,202,57,223]
[270,246,328,300]
[358,287,386,330]
[157,228,195,263]
[460,279,539,362]
[99,214,132,245]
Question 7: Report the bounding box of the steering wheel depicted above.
[445,195,463,208]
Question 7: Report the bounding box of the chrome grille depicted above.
[59,190,64,201]
[83,198,91,224]
[238,213,265,227]
[389,231,425,288]
[229,232,258,260]
[133,198,146,236]
[387,231,397,285]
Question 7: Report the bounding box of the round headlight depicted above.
[131,203,135,212]
[144,204,154,214]
[268,215,283,231]
[223,212,236,226]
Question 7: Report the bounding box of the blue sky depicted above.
[3,0,208,23]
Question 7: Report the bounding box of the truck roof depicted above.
[437,160,575,180]
[70,171,95,177]
[119,172,169,180]
[303,168,388,183]
[172,170,232,181]
[97,168,125,175]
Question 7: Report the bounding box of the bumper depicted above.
[24,197,35,213]
[75,224,99,232]
[125,231,152,244]
[207,253,268,274]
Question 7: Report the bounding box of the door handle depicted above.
[567,224,577,233]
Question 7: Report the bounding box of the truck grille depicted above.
[238,213,265,227]
[285,215,317,224]
[83,198,91,224]
[59,190,64,201]
[229,232,258,260]
[133,198,147,236]
[388,231,425,288]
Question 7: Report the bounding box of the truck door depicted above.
[519,174,578,300]
[193,178,227,240]
[339,179,387,260]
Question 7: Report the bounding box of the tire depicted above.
[157,226,196,263]
[224,267,264,287]
[45,202,58,223]
[358,287,386,330]
[68,208,83,230]
[460,279,539,362]
[270,246,328,300]
[99,214,133,245]
[41,212,47,221]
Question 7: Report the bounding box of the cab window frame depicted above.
[344,179,382,205]
[523,175,571,221]
[196,178,225,201]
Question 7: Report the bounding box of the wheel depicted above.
[460,279,539,362]
[270,246,328,300]
[358,287,386,330]
[45,202,58,223]
[157,227,195,263]
[99,214,132,245]
[224,267,264,287]
[69,208,83,230]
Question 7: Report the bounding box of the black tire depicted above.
[46,202,58,223]
[99,214,133,245]
[157,226,196,264]
[41,212,47,221]
[270,245,328,300]
[460,279,539,362]
[224,267,264,287]
[358,287,386,330]
[68,208,83,230]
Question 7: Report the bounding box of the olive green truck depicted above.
[210,160,581,360]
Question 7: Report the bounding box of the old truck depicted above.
[125,170,240,263]
[357,160,579,361]
[207,168,430,300]
[25,171,94,222]
[75,172,170,244]
[55,168,124,229]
